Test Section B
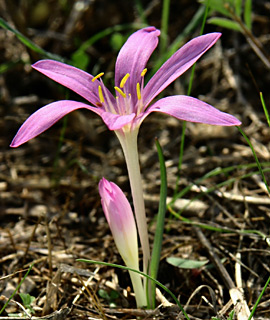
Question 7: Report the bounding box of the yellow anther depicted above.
[136,82,141,100]
[114,86,126,98]
[98,85,104,103]
[141,68,147,77]
[120,73,130,88]
[92,72,104,82]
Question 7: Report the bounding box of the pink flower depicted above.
[10,27,240,147]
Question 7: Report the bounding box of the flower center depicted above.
[92,69,147,115]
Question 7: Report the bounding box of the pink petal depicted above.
[115,27,160,105]
[143,33,221,108]
[141,95,241,126]
[100,111,136,130]
[10,100,102,147]
[32,60,114,106]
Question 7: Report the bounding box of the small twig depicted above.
[190,184,270,205]
[44,215,53,277]
[22,216,41,268]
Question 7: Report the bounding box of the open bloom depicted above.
[99,178,146,307]
[10,26,240,147]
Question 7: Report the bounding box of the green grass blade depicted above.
[235,0,242,17]
[248,274,270,320]
[0,264,34,315]
[260,92,270,128]
[77,259,190,319]
[244,0,252,30]
[160,0,171,55]
[237,126,270,195]
[207,17,242,31]
[0,18,63,61]
[149,138,167,308]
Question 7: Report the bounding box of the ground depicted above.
[1,0,270,319]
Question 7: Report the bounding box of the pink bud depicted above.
[98,178,139,269]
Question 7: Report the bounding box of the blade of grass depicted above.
[0,18,63,61]
[235,0,242,17]
[260,92,270,128]
[149,138,167,308]
[248,274,270,320]
[244,0,252,30]
[0,264,34,315]
[160,0,170,55]
[77,259,190,319]
[237,126,270,195]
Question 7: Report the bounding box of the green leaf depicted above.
[18,293,35,314]
[208,17,242,31]
[71,50,90,70]
[244,0,252,29]
[98,289,111,300]
[166,257,209,269]
[19,293,35,307]
[110,32,126,51]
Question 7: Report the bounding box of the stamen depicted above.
[141,68,147,77]
[120,73,130,88]
[92,72,104,82]
[98,85,105,103]
[136,83,141,100]
[114,86,126,98]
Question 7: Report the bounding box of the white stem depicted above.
[128,268,147,307]
[115,129,150,282]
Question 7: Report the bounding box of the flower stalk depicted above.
[115,128,150,283]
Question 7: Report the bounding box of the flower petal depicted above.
[143,33,221,108]
[10,100,102,147]
[115,27,160,105]
[99,178,138,267]
[99,111,136,130]
[141,95,241,126]
[32,60,114,106]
